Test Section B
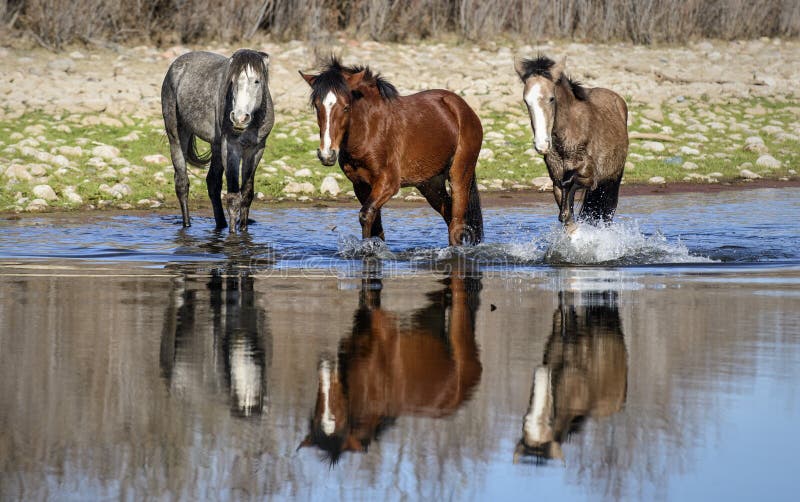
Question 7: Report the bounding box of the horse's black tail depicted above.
[464,175,484,245]
[580,179,621,223]
[186,134,211,168]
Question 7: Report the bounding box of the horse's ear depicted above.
[259,51,270,67]
[297,434,314,450]
[552,57,566,81]
[299,71,316,87]
[343,70,366,89]
[514,57,526,79]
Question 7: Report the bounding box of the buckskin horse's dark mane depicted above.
[309,56,399,105]
[517,55,589,102]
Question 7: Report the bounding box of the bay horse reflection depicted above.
[300,57,484,245]
[515,290,627,462]
[299,276,482,463]
[160,267,271,417]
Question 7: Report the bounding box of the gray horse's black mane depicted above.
[309,56,399,104]
[518,56,588,102]
[226,49,269,83]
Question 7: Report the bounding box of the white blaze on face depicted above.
[320,359,336,435]
[231,65,260,128]
[321,91,337,156]
[523,366,553,445]
[524,82,550,153]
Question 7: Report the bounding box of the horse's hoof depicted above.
[565,222,579,235]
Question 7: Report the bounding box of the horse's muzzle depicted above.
[317,148,337,166]
[534,140,551,155]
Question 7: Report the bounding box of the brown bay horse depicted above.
[300,57,484,245]
[515,290,628,462]
[515,56,628,228]
[298,276,483,463]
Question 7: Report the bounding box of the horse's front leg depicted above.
[224,141,243,234]
[207,141,227,230]
[357,176,396,241]
[353,180,385,240]
[238,146,264,232]
[558,175,580,227]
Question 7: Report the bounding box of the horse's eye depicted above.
[254,80,260,85]
[343,105,350,112]
[549,96,555,103]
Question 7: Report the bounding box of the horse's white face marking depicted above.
[523,366,554,445]
[320,359,336,435]
[231,65,262,130]
[230,342,262,415]
[321,91,338,156]
[524,80,554,154]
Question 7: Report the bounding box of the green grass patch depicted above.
[1,96,797,213]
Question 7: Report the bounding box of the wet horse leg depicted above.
[207,141,227,230]
[358,176,397,240]
[238,146,264,232]
[224,141,243,234]
[417,175,453,228]
[354,181,385,240]
[558,176,580,227]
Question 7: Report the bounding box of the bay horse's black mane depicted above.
[517,55,589,102]
[309,56,399,105]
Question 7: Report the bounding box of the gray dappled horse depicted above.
[162,49,274,232]
[516,56,628,229]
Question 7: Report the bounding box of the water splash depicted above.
[337,234,397,259]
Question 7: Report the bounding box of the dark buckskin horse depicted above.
[298,275,483,464]
[515,56,628,229]
[160,264,271,418]
[515,290,628,462]
[162,49,275,232]
[300,57,484,245]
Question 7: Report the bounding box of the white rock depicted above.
[118,132,140,142]
[92,145,120,159]
[648,176,666,184]
[64,190,83,204]
[3,164,33,180]
[682,161,699,170]
[28,164,48,177]
[294,168,312,177]
[679,146,700,156]
[756,155,781,169]
[48,58,75,73]
[143,154,169,164]
[32,184,57,201]
[739,169,761,179]
[641,141,665,152]
[283,181,315,194]
[26,199,49,211]
[531,176,553,191]
[320,175,341,196]
[479,148,494,160]
[57,146,83,157]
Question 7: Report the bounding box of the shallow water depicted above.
[1,188,799,501]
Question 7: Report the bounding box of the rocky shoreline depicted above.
[1,37,798,213]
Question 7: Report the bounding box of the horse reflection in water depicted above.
[160,265,271,417]
[516,290,628,462]
[299,275,483,463]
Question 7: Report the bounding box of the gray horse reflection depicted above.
[516,290,628,462]
[160,267,271,417]
[299,275,483,464]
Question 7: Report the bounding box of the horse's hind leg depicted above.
[207,142,227,230]
[580,179,621,223]
[163,92,191,227]
[417,174,452,226]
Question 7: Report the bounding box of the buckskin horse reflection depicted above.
[515,290,628,462]
[159,267,271,417]
[299,276,482,463]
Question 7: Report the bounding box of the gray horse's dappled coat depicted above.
[161,49,275,232]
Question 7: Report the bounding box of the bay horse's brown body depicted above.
[299,276,482,463]
[515,290,628,461]
[516,56,628,226]
[301,58,484,245]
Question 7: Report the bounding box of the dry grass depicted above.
[3,0,800,49]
